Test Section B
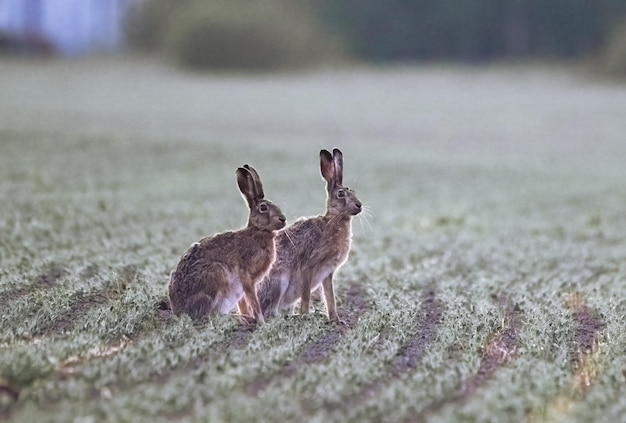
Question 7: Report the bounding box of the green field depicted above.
[1,59,625,422]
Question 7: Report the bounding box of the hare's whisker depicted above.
[362,204,373,216]
[358,204,374,231]
[283,227,296,249]
[360,212,373,232]
[357,214,366,237]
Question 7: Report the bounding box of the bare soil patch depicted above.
[35,263,68,287]
[571,307,603,358]
[563,293,605,395]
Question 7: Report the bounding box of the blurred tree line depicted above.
[126,0,626,74]
[313,0,626,61]
[125,0,341,69]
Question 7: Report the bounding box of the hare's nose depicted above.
[278,215,286,223]
[355,202,362,210]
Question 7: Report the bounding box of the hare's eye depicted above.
[259,203,269,213]
[337,190,346,199]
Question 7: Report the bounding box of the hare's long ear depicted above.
[243,164,265,199]
[236,167,256,209]
[320,149,335,189]
[332,148,343,186]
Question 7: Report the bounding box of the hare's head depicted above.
[320,149,362,217]
[237,165,286,232]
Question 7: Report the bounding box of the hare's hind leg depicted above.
[185,293,213,319]
[241,277,265,325]
[259,272,290,319]
[322,272,341,324]
[300,270,313,315]
[259,282,278,318]
[236,297,256,324]
[237,297,251,316]
[311,287,323,302]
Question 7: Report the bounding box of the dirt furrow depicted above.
[0,269,142,417]
[390,289,442,375]
[186,324,256,372]
[36,264,139,337]
[150,296,258,374]
[566,294,605,394]
[0,263,67,310]
[54,300,178,382]
[526,293,605,422]
[50,297,254,398]
[246,283,370,396]
[453,295,522,401]
[411,294,522,422]
[337,288,442,413]
[161,287,369,419]
[41,290,117,336]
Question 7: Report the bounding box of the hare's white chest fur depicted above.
[312,265,335,289]
[218,269,244,313]
[280,264,335,307]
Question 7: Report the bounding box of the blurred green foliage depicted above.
[313,0,626,61]
[126,0,340,70]
[603,19,626,76]
[125,0,190,52]
[125,0,626,71]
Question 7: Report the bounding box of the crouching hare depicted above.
[169,165,286,324]
[258,148,362,323]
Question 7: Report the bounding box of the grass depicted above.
[1,58,625,422]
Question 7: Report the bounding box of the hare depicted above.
[168,165,286,324]
[258,148,362,323]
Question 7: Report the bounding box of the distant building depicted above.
[0,0,139,55]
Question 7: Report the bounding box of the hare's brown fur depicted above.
[258,148,361,323]
[169,165,285,323]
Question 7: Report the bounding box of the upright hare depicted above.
[259,149,362,323]
[169,165,286,324]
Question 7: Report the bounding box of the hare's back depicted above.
[189,230,240,257]
[172,231,239,275]
[277,217,324,255]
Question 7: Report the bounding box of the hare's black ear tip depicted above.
[243,164,251,170]
[320,149,332,158]
[333,148,343,156]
